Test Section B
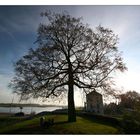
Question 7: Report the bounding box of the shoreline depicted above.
[0,112,15,116]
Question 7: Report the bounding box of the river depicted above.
[0,106,62,114]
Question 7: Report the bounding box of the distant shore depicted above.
[0,112,14,116]
[0,103,66,108]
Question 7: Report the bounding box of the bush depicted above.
[78,112,121,126]
[121,112,140,134]
[121,119,140,134]
[14,112,24,117]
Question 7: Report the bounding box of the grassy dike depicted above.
[0,114,120,134]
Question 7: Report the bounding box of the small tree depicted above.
[10,11,127,122]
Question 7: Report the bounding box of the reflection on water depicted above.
[0,106,62,114]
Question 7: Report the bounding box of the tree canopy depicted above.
[10,11,127,122]
[119,91,140,109]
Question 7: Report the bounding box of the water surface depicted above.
[0,106,62,114]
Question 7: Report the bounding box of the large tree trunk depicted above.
[68,81,76,122]
[67,51,76,122]
[67,60,76,122]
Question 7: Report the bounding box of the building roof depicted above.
[87,90,102,97]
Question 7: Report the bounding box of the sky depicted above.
[1,6,140,106]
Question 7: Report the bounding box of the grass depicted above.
[0,115,27,129]
[0,114,120,134]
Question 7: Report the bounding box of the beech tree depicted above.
[10,11,127,122]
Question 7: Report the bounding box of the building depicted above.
[85,90,104,114]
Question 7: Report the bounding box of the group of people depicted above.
[40,117,54,128]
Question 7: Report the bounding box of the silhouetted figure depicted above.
[40,117,45,127]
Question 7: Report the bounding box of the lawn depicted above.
[0,115,27,129]
[0,114,121,134]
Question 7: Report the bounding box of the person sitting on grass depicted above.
[40,117,54,128]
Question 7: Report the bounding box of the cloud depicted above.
[115,71,140,93]
[0,6,41,33]
[0,25,17,42]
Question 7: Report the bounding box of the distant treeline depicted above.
[0,103,65,108]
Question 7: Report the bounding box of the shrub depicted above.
[78,112,121,126]
[121,112,140,134]
[14,112,24,117]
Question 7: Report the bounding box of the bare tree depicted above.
[10,11,127,122]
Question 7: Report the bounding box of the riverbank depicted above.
[0,113,121,134]
[0,108,125,134]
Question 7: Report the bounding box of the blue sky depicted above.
[1,6,140,105]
